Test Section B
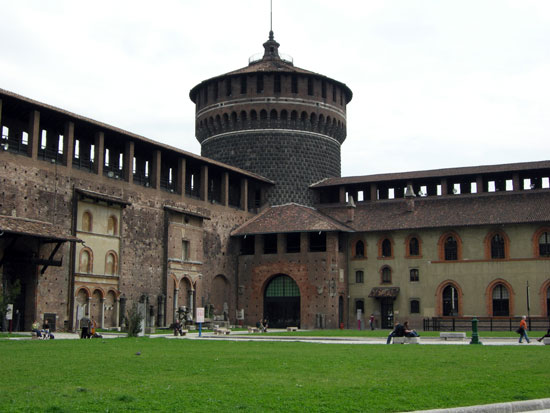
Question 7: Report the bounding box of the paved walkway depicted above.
[4,330,549,346]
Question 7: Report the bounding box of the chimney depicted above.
[404,184,416,212]
[347,196,356,222]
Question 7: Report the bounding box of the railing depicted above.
[72,156,94,172]
[38,147,63,163]
[133,172,151,187]
[423,316,550,332]
[1,134,29,155]
[160,177,177,193]
[103,166,123,180]
[248,52,293,65]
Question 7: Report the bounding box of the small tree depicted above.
[125,303,144,337]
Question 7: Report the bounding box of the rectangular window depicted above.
[332,85,336,102]
[264,234,277,254]
[213,82,218,100]
[291,75,298,93]
[225,78,232,97]
[307,78,313,96]
[409,269,419,282]
[286,233,301,253]
[321,81,326,98]
[274,74,281,93]
[355,270,364,283]
[241,76,247,94]
[410,300,420,314]
[257,74,264,93]
[241,236,255,255]
[309,232,326,252]
[182,240,190,261]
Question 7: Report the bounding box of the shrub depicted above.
[125,303,144,337]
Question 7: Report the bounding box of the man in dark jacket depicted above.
[386,322,405,344]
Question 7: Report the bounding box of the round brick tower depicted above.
[189,32,352,206]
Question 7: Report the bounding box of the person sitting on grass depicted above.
[386,322,405,344]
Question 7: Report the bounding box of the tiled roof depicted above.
[368,287,400,298]
[311,160,550,188]
[230,203,354,236]
[319,190,550,232]
[0,215,81,242]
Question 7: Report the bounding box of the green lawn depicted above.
[1,338,548,412]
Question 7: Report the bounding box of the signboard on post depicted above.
[6,304,13,321]
[196,307,205,323]
[196,307,205,337]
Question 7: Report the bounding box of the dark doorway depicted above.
[380,298,394,329]
[263,274,300,328]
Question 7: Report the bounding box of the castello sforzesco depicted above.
[1,30,550,333]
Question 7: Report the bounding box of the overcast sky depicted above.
[1,1,549,177]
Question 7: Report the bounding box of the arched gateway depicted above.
[264,274,300,328]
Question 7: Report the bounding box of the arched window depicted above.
[355,270,364,283]
[381,266,392,284]
[492,284,509,316]
[409,237,419,256]
[355,240,365,258]
[107,215,118,236]
[539,232,550,257]
[82,211,92,232]
[105,251,117,275]
[442,285,458,316]
[444,236,458,261]
[79,248,93,273]
[491,234,505,259]
[381,239,392,258]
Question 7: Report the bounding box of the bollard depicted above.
[469,316,482,345]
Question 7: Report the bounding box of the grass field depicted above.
[1,338,548,412]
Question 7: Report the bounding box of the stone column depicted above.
[200,165,208,201]
[124,140,134,184]
[178,157,186,197]
[188,289,194,315]
[94,131,104,176]
[86,296,91,316]
[240,178,248,211]
[100,297,105,329]
[28,109,40,160]
[152,149,161,189]
[173,287,179,322]
[221,172,229,206]
[115,298,120,328]
[63,121,74,168]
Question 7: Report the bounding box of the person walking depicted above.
[537,328,550,342]
[517,315,530,344]
[369,314,375,330]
